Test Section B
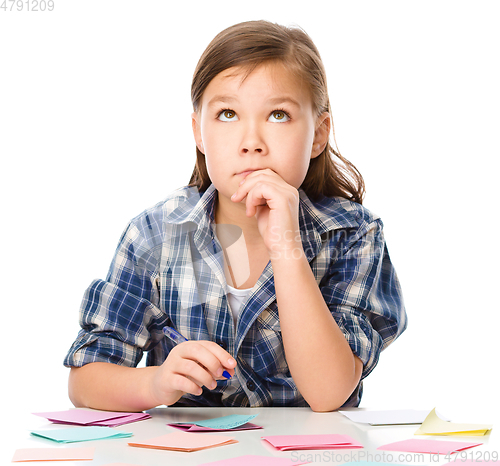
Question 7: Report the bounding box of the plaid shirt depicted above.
[64,185,406,407]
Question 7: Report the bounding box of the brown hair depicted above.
[189,20,365,204]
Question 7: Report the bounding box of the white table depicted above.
[6,407,499,465]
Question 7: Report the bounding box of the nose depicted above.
[239,121,268,156]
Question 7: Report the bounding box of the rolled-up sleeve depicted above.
[320,219,407,379]
[64,220,168,368]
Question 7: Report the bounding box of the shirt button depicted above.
[218,341,227,350]
[246,380,256,392]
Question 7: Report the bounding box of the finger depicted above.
[177,341,236,380]
[245,182,280,217]
[168,372,204,397]
[171,357,218,391]
[200,341,237,377]
[242,168,279,183]
[232,170,280,203]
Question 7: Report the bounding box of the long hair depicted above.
[189,20,365,204]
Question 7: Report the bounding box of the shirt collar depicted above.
[163,184,361,255]
[298,189,361,261]
[163,184,218,252]
[164,184,217,224]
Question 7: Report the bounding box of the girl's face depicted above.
[192,62,329,206]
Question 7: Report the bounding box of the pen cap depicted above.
[162,326,188,345]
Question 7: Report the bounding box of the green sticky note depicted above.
[194,414,258,430]
[31,426,132,443]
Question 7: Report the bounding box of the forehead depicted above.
[201,62,312,107]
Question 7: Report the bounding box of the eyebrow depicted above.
[267,97,301,108]
[207,95,302,109]
[207,95,238,107]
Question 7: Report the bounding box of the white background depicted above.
[1,0,499,437]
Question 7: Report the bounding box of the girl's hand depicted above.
[149,340,236,406]
[231,169,303,258]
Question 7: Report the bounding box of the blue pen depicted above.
[162,326,232,379]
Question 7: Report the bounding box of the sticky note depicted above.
[168,414,261,432]
[193,414,258,429]
[199,455,310,465]
[415,408,493,436]
[101,464,145,466]
[33,409,150,426]
[261,434,363,451]
[339,409,430,425]
[11,446,94,462]
[30,426,133,443]
[377,438,482,454]
[442,461,500,466]
[128,431,238,452]
[341,462,407,466]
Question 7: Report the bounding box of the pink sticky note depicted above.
[377,439,482,454]
[262,434,363,451]
[168,422,262,432]
[199,455,310,465]
[84,412,150,426]
[442,462,500,466]
[12,446,94,462]
[128,431,238,452]
[102,464,145,466]
[33,409,150,426]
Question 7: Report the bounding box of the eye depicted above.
[218,109,238,122]
[269,110,290,123]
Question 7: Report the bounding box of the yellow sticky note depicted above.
[415,408,492,436]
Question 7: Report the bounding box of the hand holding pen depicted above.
[163,326,233,379]
[147,326,237,407]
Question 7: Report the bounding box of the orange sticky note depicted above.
[12,446,94,462]
[128,431,237,452]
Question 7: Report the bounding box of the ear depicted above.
[191,111,205,154]
[311,112,331,159]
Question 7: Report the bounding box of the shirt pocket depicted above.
[250,304,289,375]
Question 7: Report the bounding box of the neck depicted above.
[215,194,261,241]
[214,194,270,289]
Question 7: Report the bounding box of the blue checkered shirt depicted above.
[64,184,406,407]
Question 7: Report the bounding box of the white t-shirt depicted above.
[227,285,252,326]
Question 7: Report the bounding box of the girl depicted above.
[65,20,406,412]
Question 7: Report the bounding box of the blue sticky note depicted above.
[194,414,258,430]
[31,426,133,443]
